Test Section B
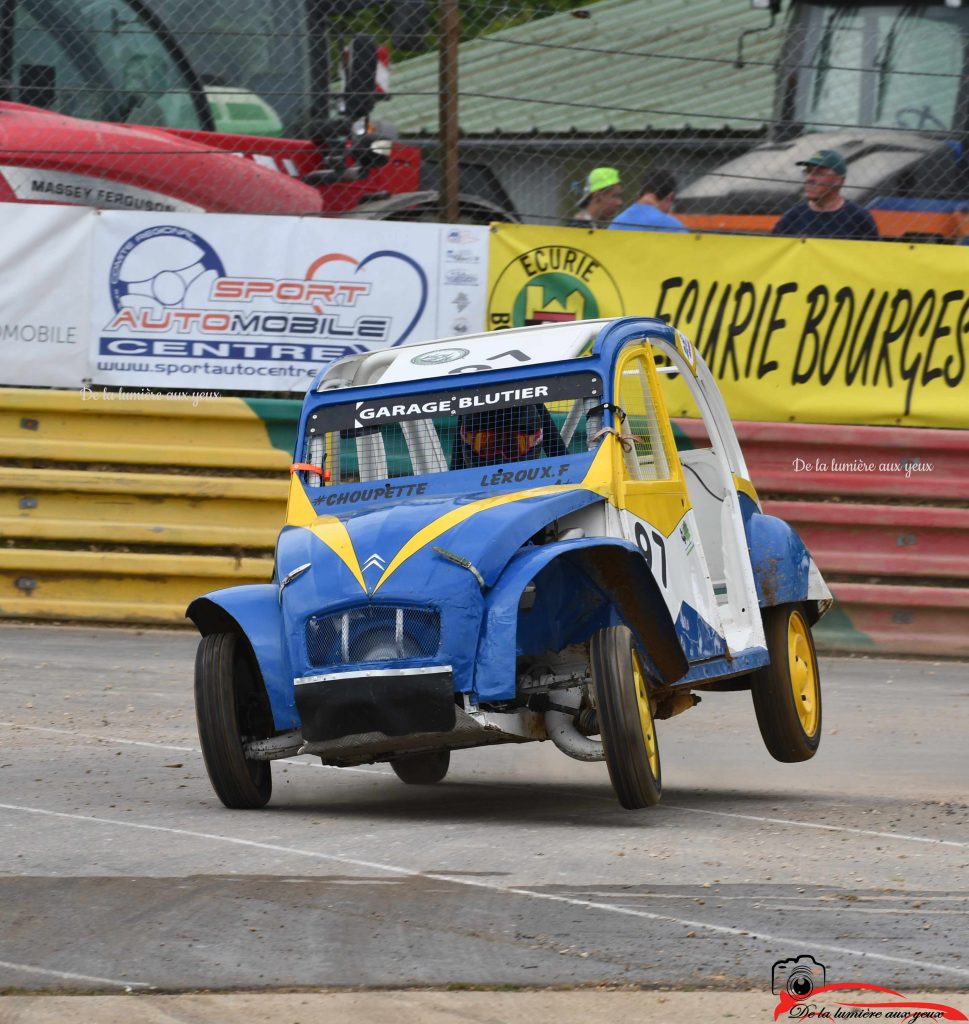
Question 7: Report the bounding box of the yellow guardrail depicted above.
[0,468,288,548]
[0,548,274,624]
[1,388,295,624]
[1,389,293,470]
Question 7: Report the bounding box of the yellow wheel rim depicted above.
[631,649,660,778]
[788,610,820,736]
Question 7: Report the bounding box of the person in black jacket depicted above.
[773,149,878,240]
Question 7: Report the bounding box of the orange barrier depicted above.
[678,420,969,657]
[817,583,969,658]
[677,420,969,501]
[764,501,969,580]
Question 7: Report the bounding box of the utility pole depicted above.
[305,0,333,140]
[438,0,460,223]
[0,0,16,101]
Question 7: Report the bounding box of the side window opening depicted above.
[653,352,731,597]
[616,354,673,482]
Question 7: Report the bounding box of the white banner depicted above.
[90,213,489,392]
[0,205,93,388]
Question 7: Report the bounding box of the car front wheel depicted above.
[591,625,662,809]
[751,603,822,762]
[195,632,273,809]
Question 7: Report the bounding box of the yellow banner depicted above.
[487,225,969,428]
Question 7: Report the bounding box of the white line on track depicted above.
[0,721,195,753]
[562,891,969,906]
[4,721,963,846]
[2,801,968,981]
[0,721,389,774]
[480,782,969,852]
[0,958,149,989]
[664,804,969,850]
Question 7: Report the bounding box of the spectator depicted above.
[773,149,878,240]
[609,169,686,233]
[568,167,623,228]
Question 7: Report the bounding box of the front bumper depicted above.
[294,665,456,743]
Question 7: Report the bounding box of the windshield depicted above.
[10,0,307,133]
[149,0,307,133]
[14,0,202,127]
[295,374,603,491]
[790,2,969,133]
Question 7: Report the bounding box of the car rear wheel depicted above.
[390,750,450,785]
[751,603,822,762]
[591,625,662,809]
[195,632,273,808]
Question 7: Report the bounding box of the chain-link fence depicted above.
[3,0,967,238]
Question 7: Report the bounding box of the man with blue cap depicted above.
[568,167,623,228]
[773,149,878,240]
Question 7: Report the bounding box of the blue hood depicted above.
[278,484,605,599]
[276,485,606,686]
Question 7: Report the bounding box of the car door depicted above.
[612,343,728,664]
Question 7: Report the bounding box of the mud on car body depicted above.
[188,317,831,810]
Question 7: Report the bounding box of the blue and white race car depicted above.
[189,317,831,810]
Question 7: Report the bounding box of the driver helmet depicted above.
[458,406,544,466]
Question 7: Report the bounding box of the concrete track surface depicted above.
[1,624,967,1020]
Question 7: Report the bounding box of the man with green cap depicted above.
[773,149,878,240]
[568,166,623,228]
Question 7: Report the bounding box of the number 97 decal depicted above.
[635,522,667,588]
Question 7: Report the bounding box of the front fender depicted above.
[473,538,687,702]
[186,585,298,731]
[746,512,811,609]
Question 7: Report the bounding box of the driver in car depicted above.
[454,405,546,468]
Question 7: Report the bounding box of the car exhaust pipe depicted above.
[543,686,604,762]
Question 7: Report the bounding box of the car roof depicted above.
[313,320,612,392]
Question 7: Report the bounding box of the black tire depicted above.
[751,603,822,763]
[390,750,450,785]
[194,632,273,809]
[591,625,662,809]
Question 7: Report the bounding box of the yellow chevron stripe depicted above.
[286,445,618,596]
[579,434,617,501]
[372,443,616,593]
[309,517,367,593]
[371,486,564,593]
[286,474,318,526]
[285,476,366,592]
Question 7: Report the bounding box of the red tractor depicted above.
[0,0,514,221]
